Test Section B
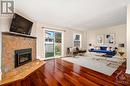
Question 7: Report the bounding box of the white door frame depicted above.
[44,28,64,60]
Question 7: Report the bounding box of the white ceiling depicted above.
[15,0,130,31]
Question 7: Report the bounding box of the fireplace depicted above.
[15,48,32,67]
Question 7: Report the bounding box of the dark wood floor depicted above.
[1,58,130,86]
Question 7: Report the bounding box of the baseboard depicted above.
[38,58,45,60]
[126,69,130,74]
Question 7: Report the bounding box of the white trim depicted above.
[126,69,130,74]
[38,57,44,60]
[0,34,1,80]
[0,70,2,81]
[42,27,66,32]
[45,28,63,33]
[43,56,61,60]
[61,32,64,57]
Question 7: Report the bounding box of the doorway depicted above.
[45,30,63,59]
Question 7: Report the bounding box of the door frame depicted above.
[44,28,64,60]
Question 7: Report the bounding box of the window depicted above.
[73,33,81,47]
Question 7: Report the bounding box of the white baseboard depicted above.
[126,69,130,74]
[38,58,45,60]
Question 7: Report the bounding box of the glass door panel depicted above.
[45,30,54,58]
[55,32,62,56]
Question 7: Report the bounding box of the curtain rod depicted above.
[42,27,66,32]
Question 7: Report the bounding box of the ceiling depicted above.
[15,0,130,31]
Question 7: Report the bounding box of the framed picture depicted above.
[96,34,104,44]
[105,34,115,44]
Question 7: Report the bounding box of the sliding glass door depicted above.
[45,30,62,58]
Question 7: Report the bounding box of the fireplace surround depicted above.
[2,32,36,73]
[15,48,32,68]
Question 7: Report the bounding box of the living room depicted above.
[0,0,130,86]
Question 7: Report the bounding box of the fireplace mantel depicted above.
[2,32,36,39]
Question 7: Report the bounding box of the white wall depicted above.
[126,5,130,74]
[86,24,126,50]
[0,16,13,80]
[64,28,86,56]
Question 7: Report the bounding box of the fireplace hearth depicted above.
[15,48,32,67]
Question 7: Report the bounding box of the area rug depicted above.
[62,56,125,76]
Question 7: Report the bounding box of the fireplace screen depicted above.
[15,48,32,67]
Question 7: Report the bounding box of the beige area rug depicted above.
[62,56,125,76]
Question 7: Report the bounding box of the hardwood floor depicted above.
[1,58,129,86]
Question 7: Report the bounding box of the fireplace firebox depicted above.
[15,48,32,67]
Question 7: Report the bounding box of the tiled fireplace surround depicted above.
[2,32,36,73]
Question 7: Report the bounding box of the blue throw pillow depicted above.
[100,47,107,50]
